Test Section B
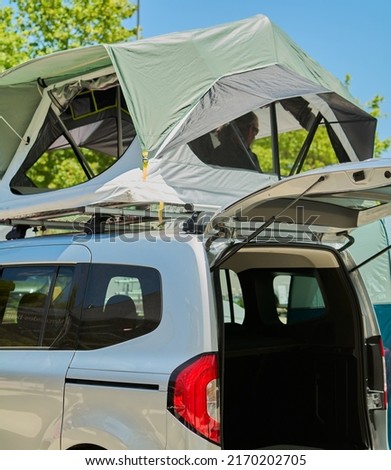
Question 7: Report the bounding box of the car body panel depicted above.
[0,350,75,449]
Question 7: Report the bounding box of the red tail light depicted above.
[168,353,220,444]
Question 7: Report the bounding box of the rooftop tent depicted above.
[0,14,377,220]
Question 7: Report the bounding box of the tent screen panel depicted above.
[10,86,136,193]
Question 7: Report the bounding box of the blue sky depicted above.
[128,0,391,145]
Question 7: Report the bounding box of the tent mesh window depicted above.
[10,86,136,193]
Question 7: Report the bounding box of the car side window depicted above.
[78,264,162,349]
[219,269,245,325]
[273,273,326,325]
[0,266,75,347]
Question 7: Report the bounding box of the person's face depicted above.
[244,118,259,146]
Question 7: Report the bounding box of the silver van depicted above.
[0,159,390,450]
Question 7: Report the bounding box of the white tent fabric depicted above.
[0,137,277,219]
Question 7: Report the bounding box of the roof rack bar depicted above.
[83,206,196,220]
[0,202,219,225]
[0,202,221,239]
[2,218,84,230]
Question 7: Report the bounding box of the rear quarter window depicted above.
[78,264,162,349]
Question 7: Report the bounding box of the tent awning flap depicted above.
[49,73,119,113]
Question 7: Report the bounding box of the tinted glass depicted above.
[78,264,162,349]
[274,273,326,325]
[42,266,75,346]
[219,270,245,325]
[0,266,75,347]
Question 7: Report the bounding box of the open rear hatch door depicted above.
[206,159,391,264]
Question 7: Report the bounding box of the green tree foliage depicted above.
[26,149,116,189]
[0,0,137,71]
[367,95,391,156]
[0,5,30,70]
[252,127,340,176]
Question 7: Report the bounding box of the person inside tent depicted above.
[212,111,262,172]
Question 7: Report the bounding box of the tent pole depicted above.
[116,86,124,157]
[289,112,323,176]
[51,111,94,180]
[269,102,280,179]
